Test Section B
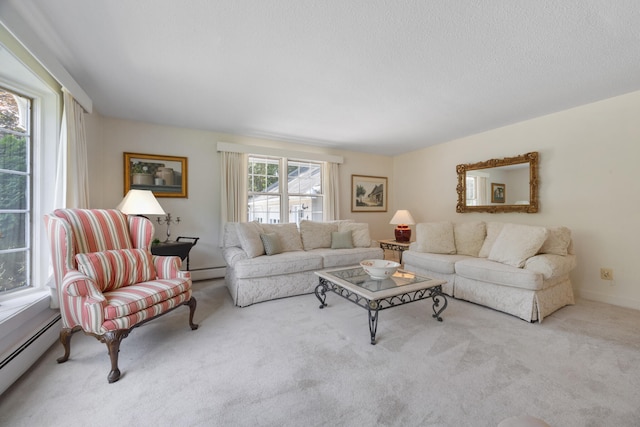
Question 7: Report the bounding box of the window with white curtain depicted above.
[0,87,31,295]
[248,156,323,225]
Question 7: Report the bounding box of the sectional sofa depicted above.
[402,221,576,322]
[222,220,383,307]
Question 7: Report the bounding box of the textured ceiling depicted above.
[4,0,640,155]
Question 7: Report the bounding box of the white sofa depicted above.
[402,221,576,322]
[222,220,383,307]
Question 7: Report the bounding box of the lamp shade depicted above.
[116,189,166,215]
[389,210,415,225]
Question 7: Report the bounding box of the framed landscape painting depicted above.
[491,183,505,203]
[351,175,387,212]
[124,152,188,198]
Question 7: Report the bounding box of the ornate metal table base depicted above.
[315,277,448,345]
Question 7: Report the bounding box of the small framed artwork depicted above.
[491,183,506,204]
[351,175,388,212]
[124,152,188,198]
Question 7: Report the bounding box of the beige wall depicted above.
[86,90,639,308]
[394,90,640,309]
[84,116,395,274]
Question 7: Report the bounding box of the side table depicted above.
[378,239,411,264]
[151,236,199,270]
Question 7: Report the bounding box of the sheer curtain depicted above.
[323,162,340,220]
[220,151,247,245]
[54,88,90,209]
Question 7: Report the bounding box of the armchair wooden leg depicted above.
[102,330,129,383]
[57,326,81,364]
[187,297,199,330]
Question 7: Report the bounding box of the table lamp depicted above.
[116,189,166,216]
[390,209,415,242]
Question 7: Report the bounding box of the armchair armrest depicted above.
[62,270,106,302]
[152,255,187,279]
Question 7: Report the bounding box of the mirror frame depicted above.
[456,152,539,213]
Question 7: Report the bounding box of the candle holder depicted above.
[157,213,181,242]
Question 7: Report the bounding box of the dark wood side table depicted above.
[378,239,411,264]
[151,236,199,270]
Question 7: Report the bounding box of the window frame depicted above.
[0,86,32,295]
[247,155,324,225]
[0,48,60,303]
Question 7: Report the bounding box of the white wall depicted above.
[84,116,396,275]
[394,90,640,309]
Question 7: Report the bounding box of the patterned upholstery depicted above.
[44,208,197,383]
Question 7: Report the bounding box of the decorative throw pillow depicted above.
[414,222,456,254]
[539,226,571,256]
[454,221,486,256]
[223,222,241,248]
[488,224,549,268]
[237,221,265,258]
[260,223,303,252]
[478,222,506,258]
[260,233,283,256]
[331,231,354,249]
[299,220,338,250]
[75,248,156,292]
[338,222,371,247]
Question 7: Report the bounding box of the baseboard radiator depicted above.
[0,298,61,396]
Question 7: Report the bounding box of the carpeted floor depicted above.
[1,279,639,427]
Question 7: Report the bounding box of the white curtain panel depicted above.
[322,162,340,221]
[219,151,247,245]
[477,176,488,205]
[53,88,90,209]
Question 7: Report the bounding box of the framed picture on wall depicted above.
[351,175,388,212]
[124,152,188,198]
[491,183,505,203]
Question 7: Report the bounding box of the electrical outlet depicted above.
[600,268,613,281]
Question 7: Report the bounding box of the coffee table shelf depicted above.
[315,266,447,344]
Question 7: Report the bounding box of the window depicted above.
[0,87,31,294]
[466,176,477,206]
[248,156,323,225]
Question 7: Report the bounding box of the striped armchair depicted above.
[44,209,198,383]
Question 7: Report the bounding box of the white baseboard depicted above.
[578,289,640,311]
[190,266,226,281]
[1,298,60,396]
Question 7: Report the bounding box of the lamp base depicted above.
[395,225,411,243]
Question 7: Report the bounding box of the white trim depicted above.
[0,4,92,113]
[217,142,344,164]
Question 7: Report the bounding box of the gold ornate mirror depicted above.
[456,152,539,213]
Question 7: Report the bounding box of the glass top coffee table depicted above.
[314,266,448,345]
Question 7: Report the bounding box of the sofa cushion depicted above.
[237,222,265,258]
[260,233,283,256]
[478,222,506,258]
[331,231,354,249]
[402,250,472,275]
[488,224,549,268]
[415,222,456,254]
[233,251,324,279]
[454,221,486,256]
[75,248,156,293]
[311,247,384,269]
[300,220,338,250]
[455,258,544,291]
[338,222,371,247]
[539,226,572,256]
[261,223,304,252]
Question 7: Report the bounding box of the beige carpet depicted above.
[1,279,639,427]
